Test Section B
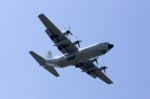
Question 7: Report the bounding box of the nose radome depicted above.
[108,44,114,49]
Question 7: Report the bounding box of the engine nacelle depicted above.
[62,31,68,35]
[62,30,72,36]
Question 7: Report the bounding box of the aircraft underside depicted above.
[29,13,114,84]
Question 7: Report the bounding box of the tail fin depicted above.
[29,51,59,77]
[45,50,52,59]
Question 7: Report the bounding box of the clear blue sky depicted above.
[0,0,150,99]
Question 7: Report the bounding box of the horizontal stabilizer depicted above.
[29,51,59,77]
[44,66,59,77]
[29,51,46,66]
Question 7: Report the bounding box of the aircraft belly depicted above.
[48,46,105,68]
[78,47,102,61]
[68,49,102,65]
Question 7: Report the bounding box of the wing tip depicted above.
[108,81,113,84]
[38,13,45,18]
[29,50,33,54]
[55,74,60,77]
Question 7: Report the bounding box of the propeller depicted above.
[92,57,99,65]
[75,40,82,48]
[64,26,73,36]
[100,66,108,73]
[75,36,82,48]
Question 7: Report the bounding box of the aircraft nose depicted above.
[108,44,114,49]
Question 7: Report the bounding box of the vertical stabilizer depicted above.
[45,50,52,59]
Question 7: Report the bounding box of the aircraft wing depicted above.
[76,61,113,84]
[38,14,78,54]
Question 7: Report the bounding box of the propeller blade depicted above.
[100,66,108,73]
[95,59,98,65]
[77,40,81,48]
[69,31,73,36]
[95,57,99,65]
[74,36,82,48]
[64,26,73,36]
[78,43,80,48]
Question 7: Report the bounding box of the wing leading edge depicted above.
[76,61,113,84]
[38,14,78,54]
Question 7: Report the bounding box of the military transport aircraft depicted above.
[29,14,114,84]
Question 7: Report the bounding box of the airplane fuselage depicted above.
[46,43,113,68]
